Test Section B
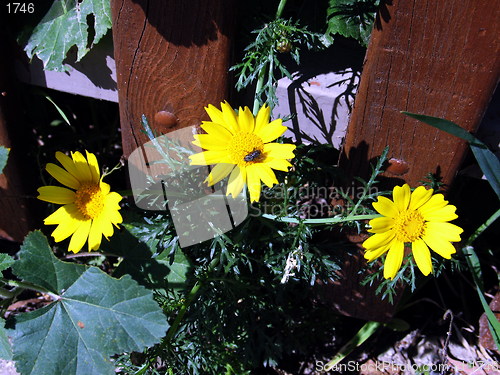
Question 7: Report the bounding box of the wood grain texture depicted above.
[329,0,499,321]
[111,0,234,157]
[341,0,500,187]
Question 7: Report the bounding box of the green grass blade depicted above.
[402,112,500,200]
[44,95,71,126]
[465,208,500,247]
[462,245,500,351]
[324,321,381,370]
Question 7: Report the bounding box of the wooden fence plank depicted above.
[341,0,500,187]
[0,32,38,242]
[110,0,234,158]
[328,0,500,321]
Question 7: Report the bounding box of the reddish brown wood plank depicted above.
[341,0,500,187]
[329,0,499,321]
[111,0,234,157]
[0,35,38,242]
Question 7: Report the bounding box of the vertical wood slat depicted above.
[111,0,235,158]
[341,0,500,187]
[0,35,37,242]
[327,0,499,321]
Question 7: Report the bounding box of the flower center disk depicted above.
[393,209,426,243]
[229,132,265,166]
[74,182,105,219]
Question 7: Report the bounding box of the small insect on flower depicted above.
[189,101,296,202]
[243,150,262,162]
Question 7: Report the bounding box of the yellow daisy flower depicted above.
[189,101,296,202]
[362,184,463,279]
[37,151,123,253]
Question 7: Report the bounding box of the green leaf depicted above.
[0,255,15,360]
[326,0,379,46]
[0,253,14,277]
[104,223,191,292]
[0,146,9,175]
[462,245,500,350]
[156,250,191,289]
[402,112,500,200]
[323,321,381,369]
[0,319,12,360]
[10,231,169,375]
[24,0,112,72]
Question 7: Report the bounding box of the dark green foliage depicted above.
[326,0,380,46]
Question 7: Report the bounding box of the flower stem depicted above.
[262,213,380,225]
[252,0,288,115]
[252,67,267,115]
[275,0,288,18]
[164,256,220,344]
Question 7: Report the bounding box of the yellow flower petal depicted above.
[362,230,395,251]
[44,204,84,225]
[393,184,411,212]
[262,158,292,172]
[418,193,448,216]
[383,240,404,279]
[227,166,246,198]
[189,150,232,165]
[55,151,80,180]
[220,101,239,134]
[45,206,84,242]
[205,104,226,126]
[100,181,111,196]
[425,222,463,242]
[104,191,123,208]
[68,220,92,253]
[95,209,116,237]
[263,143,296,159]
[367,216,395,233]
[364,242,391,262]
[256,120,286,143]
[200,121,234,138]
[88,219,103,251]
[85,151,101,184]
[46,163,81,190]
[372,196,399,218]
[51,217,84,242]
[421,204,458,222]
[205,163,234,186]
[246,164,262,202]
[252,164,278,188]
[408,185,433,210]
[71,151,93,182]
[412,239,433,276]
[238,106,255,133]
[254,104,271,134]
[193,134,230,151]
[37,186,76,204]
[422,232,457,259]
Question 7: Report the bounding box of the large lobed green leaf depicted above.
[24,0,112,72]
[0,146,9,175]
[10,231,169,375]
